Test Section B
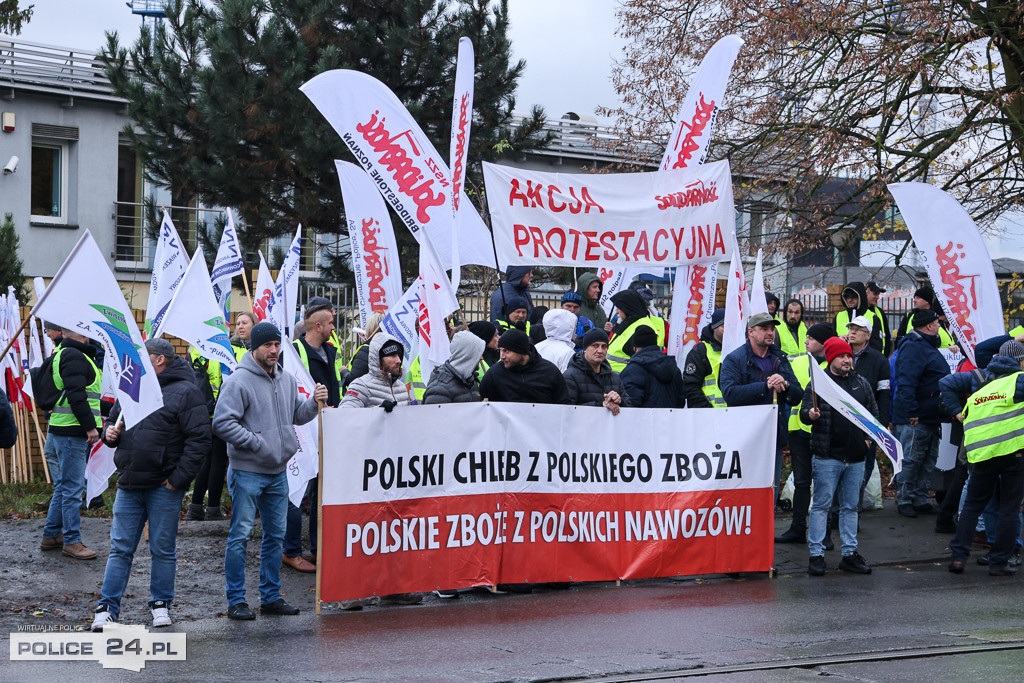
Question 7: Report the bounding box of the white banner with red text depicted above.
[482,160,736,268]
[318,402,775,602]
[888,183,1005,365]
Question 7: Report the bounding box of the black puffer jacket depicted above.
[681,324,721,408]
[620,346,686,408]
[799,368,879,463]
[423,362,481,404]
[103,355,211,491]
[563,352,629,407]
[480,349,570,404]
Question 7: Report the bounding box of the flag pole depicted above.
[315,400,324,616]
[30,401,50,484]
[807,352,818,411]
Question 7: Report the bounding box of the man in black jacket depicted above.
[682,308,726,408]
[480,329,569,404]
[563,329,627,413]
[91,339,211,631]
[801,337,879,577]
[622,325,686,408]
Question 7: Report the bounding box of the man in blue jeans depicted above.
[213,322,326,620]
[41,329,102,560]
[91,339,210,631]
[802,337,879,576]
[892,309,950,517]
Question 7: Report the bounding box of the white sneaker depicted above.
[91,609,116,632]
[151,602,172,628]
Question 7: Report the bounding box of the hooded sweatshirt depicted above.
[341,333,412,408]
[213,350,319,475]
[489,266,535,324]
[835,281,884,352]
[423,331,486,404]
[536,309,577,372]
[610,290,650,338]
[621,344,686,408]
[576,271,607,329]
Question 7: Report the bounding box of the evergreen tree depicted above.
[0,213,28,302]
[99,0,550,283]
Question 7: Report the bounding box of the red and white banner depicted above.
[482,160,736,268]
[252,251,275,324]
[888,183,1005,365]
[448,37,475,292]
[300,69,496,269]
[281,336,319,507]
[660,35,744,171]
[417,231,460,383]
[721,250,749,358]
[318,402,776,602]
[336,161,403,328]
[667,261,720,368]
[747,248,769,317]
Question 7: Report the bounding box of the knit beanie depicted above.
[579,328,609,350]
[912,309,939,328]
[914,286,935,302]
[997,340,1024,363]
[628,325,658,350]
[498,328,531,355]
[806,323,836,345]
[504,296,529,317]
[378,339,404,363]
[468,320,497,345]
[250,321,281,349]
[824,337,853,364]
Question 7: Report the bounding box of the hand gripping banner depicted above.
[318,402,776,602]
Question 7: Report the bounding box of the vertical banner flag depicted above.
[33,231,163,427]
[887,183,1005,365]
[721,250,749,358]
[281,337,319,507]
[417,231,460,382]
[808,360,902,476]
[210,208,246,315]
[335,161,403,328]
[146,210,189,338]
[24,315,43,398]
[380,282,422,360]
[660,35,744,171]
[160,246,238,369]
[253,251,275,323]
[448,37,475,293]
[747,248,769,318]
[267,226,303,336]
[34,277,56,356]
[299,69,496,269]
[667,262,720,368]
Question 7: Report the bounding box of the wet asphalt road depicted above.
[6,556,1024,681]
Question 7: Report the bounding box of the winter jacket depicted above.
[851,344,890,423]
[563,352,629,407]
[720,340,802,446]
[479,348,570,404]
[621,345,686,408]
[103,355,211,491]
[536,309,577,372]
[48,338,101,437]
[489,266,534,324]
[212,350,319,475]
[799,367,879,463]
[576,271,607,329]
[940,355,1024,417]
[341,333,413,408]
[681,324,722,408]
[892,329,950,424]
[293,334,341,407]
[423,331,485,405]
[0,398,17,449]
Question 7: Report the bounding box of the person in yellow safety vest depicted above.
[468,321,499,384]
[865,281,893,356]
[776,299,808,357]
[775,323,835,545]
[344,311,386,390]
[497,296,531,335]
[406,355,425,403]
[682,307,726,408]
[834,282,886,353]
[607,289,666,372]
[946,340,1024,575]
[1011,325,1024,337]
[895,286,954,349]
[41,329,103,561]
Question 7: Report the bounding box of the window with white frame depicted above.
[30,140,68,223]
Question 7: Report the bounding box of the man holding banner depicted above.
[802,338,879,576]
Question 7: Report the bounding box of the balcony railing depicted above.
[112,201,224,271]
[0,35,123,103]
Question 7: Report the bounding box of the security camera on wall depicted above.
[3,156,17,175]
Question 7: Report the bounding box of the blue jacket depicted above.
[720,340,802,445]
[489,266,534,324]
[939,355,1024,417]
[892,330,950,424]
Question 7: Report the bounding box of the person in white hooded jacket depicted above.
[535,309,577,372]
[422,331,486,404]
[341,333,412,409]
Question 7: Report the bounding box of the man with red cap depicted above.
[801,337,880,577]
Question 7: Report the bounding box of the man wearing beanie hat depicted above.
[563,329,628,414]
[801,336,879,576]
[896,286,935,346]
[213,322,328,620]
[776,322,836,545]
[682,308,726,409]
[891,303,950,518]
[340,333,412,410]
[560,290,595,338]
[943,340,1024,575]
[498,296,531,334]
[864,282,892,356]
[622,325,686,408]
[490,266,535,325]
[468,320,500,376]
[480,329,569,404]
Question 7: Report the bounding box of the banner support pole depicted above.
[315,400,324,616]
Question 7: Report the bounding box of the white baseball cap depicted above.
[848,315,873,333]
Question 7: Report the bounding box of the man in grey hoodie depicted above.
[213,322,327,621]
[423,331,486,404]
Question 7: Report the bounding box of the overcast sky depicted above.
[13,0,1024,259]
